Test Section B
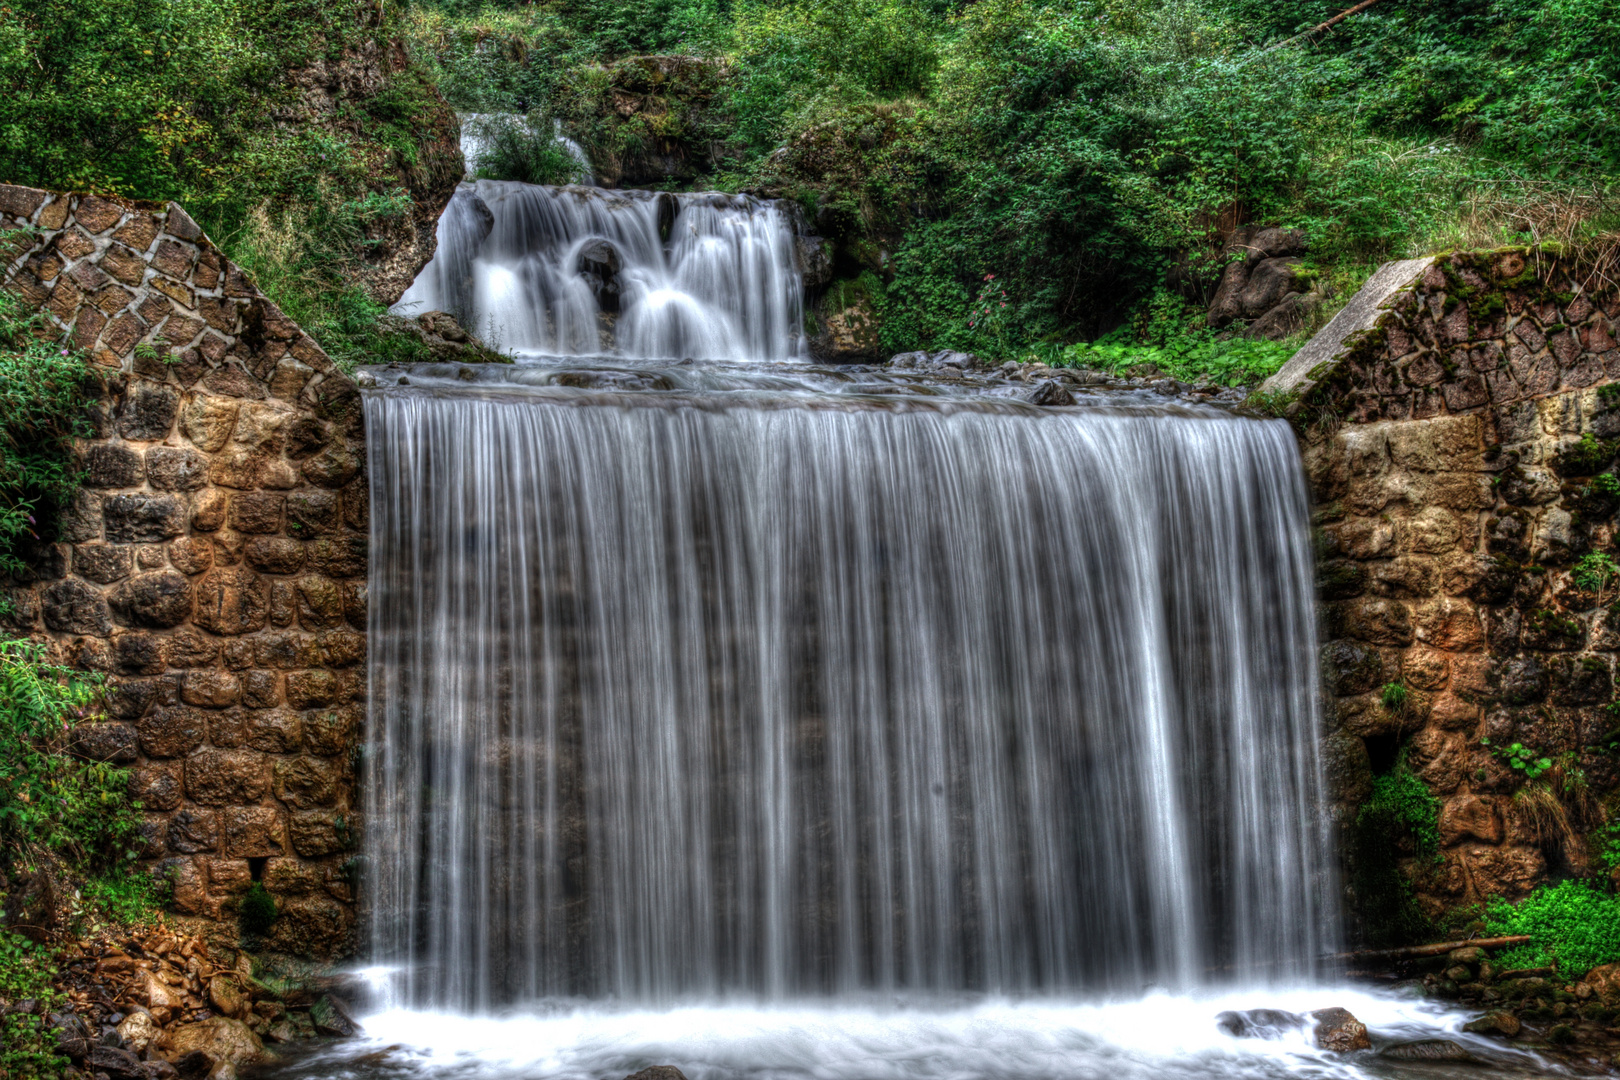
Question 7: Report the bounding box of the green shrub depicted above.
[467,114,589,185]
[1487,880,1620,975]
[0,641,138,871]
[0,927,62,1079]
[0,284,93,581]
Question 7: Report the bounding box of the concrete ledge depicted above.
[1262,257,1433,396]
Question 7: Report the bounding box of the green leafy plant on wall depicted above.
[1349,749,1441,947]
[0,278,93,582]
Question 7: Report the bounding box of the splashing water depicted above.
[393,182,803,360]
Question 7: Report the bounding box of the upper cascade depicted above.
[394,180,805,362]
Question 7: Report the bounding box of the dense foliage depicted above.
[0,641,150,905]
[396,0,1618,377]
[0,284,92,582]
[1487,880,1620,976]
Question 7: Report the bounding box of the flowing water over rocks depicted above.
[393,183,802,361]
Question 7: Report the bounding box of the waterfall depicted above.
[393,181,804,361]
[364,385,1336,1013]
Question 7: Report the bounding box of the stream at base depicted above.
[252,987,1561,1080]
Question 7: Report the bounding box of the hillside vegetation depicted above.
[3,0,1616,376]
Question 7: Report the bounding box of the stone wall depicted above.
[1296,249,1620,930]
[0,184,366,957]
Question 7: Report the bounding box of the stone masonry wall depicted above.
[0,184,366,957]
[1301,249,1620,929]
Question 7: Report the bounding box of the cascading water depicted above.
[393,182,803,360]
[364,377,1334,1012]
[323,152,1560,1080]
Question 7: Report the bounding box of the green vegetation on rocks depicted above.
[1487,880,1620,975]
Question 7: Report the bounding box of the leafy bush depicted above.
[0,927,61,1079]
[0,641,140,874]
[1487,880,1620,975]
[467,114,590,185]
[0,282,92,581]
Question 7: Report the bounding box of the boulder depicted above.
[1236,257,1303,319]
[209,974,252,1019]
[158,1018,263,1071]
[625,1069,689,1080]
[1462,1010,1521,1037]
[309,993,359,1037]
[1310,1007,1371,1052]
[796,235,833,291]
[1215,1009,1303,1039]
[116,1010,161,1054]
[84,1045,145,1080]
[1379,1040,1474,1062]
[1029,380,1075,407]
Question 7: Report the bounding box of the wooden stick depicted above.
[1327,935,1532,963]
[1240,0,1390,66]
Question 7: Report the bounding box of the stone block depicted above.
[163,628,219,669]
[150,239,195,281]
[73,195,124,233]
[168,536,214,575]
[167,809,219,854]
[254,632,320,670]
[288,811,349,857]
[182,670,242,708]
[285,669,337,709]
[41,578,112,635]
[130,762,184,812]
[1428,692,1481,731]
[286,490,340,536]
[193,566,270,635]
[1322,639,1382,696]
[272,756,340,809]
[230,493,284,535]
[107,570,193,628]
[106,676,170,720]
[202,362,266,399]
[1412,597,1485,652]
[103,493,185,543]
[163,856,210,916]
[317,629,364,668]
[245,538,305,575]
[74,543,133,584]
[206,858,253,897]
[301,445,360,489]
[101,243,147,286]
[191,488,230,532]
[296,576,346,630]
[73,721,138,763]
[179,393,239,452]
[1332,597,1413,647]
[266,895,353,957]
[145,447,209,491]
[247,708,301,754]
[186,749,270,805]
[138,705,207,759]
[232,400,293,450]
[309,537,365,579]
[222,806,286,858]
[110,631,163,675]
[82,442,143,488]
[240,670,279,709]
[302,706,354,757]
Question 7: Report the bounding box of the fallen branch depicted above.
[1242,0,1389,65]
[1327,935,1532,963]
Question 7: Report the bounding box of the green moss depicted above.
[1350,751,1441,947]
[1554,432,1616,477]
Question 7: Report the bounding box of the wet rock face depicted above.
[0,185,366,957]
